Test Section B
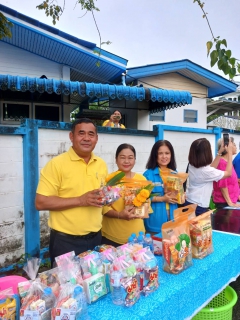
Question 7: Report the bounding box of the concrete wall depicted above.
[0,135,25,267]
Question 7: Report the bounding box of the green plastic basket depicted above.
[192,286,238,320]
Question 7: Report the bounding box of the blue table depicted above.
[87,231,240,320]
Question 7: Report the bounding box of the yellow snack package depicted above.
[165,172,188,204]
[189,210,213,259]
[0,295,16,320]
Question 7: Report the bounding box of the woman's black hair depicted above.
[115,143,136,159]
[146,140,176,170]
[188,138,213,168]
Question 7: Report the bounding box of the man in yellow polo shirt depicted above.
[35,118,108,266]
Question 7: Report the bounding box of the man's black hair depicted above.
[71,118,97,133]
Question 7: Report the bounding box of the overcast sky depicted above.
[1,0,240,79]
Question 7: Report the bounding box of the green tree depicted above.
[194,0,240,79]
[0,12,13,39]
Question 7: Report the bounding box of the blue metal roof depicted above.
[0,4,127,84]
[0,74,192,110]
[127,59,238,98]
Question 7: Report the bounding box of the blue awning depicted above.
[0,74,192,112]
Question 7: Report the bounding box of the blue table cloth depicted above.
[87,231,240,320]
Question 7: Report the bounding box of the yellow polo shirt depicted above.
[102,120,125,128]
[101,173,147,244]
[36,147,108,235]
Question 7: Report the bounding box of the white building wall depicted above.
[164,131,216,172]
[0,135,24,267]
[0,42,70,80]
[138,98,207,130]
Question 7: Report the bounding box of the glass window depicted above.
[35,105,59,121]
[149,111,165,121]
[184,110,198,123]
[3,103,29,121]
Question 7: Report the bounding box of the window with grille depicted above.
[184,110,198,123]
[149,110,165,122]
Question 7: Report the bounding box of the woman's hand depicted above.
[230,202,240,208]
[120,206,139,221]
[162,192,178,204]
[109,114,115,122]
[224,141,234,154]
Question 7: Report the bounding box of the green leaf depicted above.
[216,41,221,51]
[217,49,225,59]
[237,63,240,74]
[225,50,232,59]
[221,39,227,47]
[106,171,125,186]
[210,50,218,67]
[217,59,224,70]
[206,41,212,56]
[229,58,236,67]
[222,64,230,75]
[229,67,236,79]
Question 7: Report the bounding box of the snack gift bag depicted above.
[55,251,83,286]
[173,204,197,220]
[38,267,62,298]
[111,255,140,307]
[189,210,213,259]
[132,247,159,296]
[19,258,47,320]
[162,171,188,205]
[114,178,154,218]
[162,216,193,274]
[98,171,125,205]
[95,245,117,293]
[51,281,78,320]
[79,251,107,303]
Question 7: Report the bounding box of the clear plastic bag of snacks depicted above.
[94,245,117,293]
[132,247,159,295]
[121,275,140,307]
[79,251,103,276]
[98,171,126,205]
[110,256,140,307]
[98,185,122,205]
[0,288,18,320]
[189,210,213,259]
[20,258,46,320]
[38,267,62,298]
[51,281,76,320]
[112,255,137,278]
[162,216,193,274]
[55,251,83,285]
[78,251,107,303]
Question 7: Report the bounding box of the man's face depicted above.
[69,122,98,157]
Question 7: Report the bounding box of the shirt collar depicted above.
[68,147,97,162]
